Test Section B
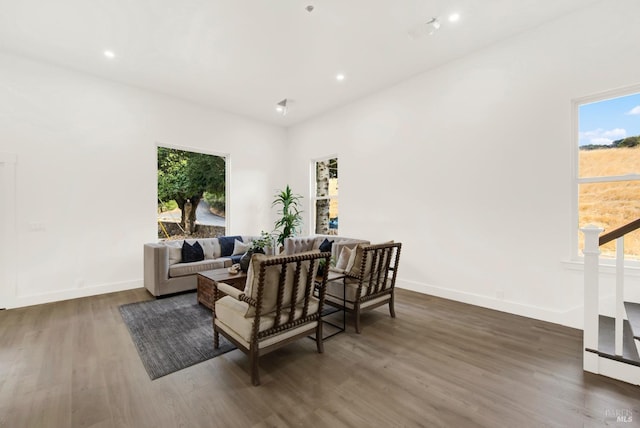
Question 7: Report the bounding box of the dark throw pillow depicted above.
[229,254,243,264]
[182,241,204,263]
[319,238,334,253]
[219,235,243,257]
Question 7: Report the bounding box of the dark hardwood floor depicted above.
[1,288,639,427]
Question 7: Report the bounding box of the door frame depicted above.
[0,153,17,309]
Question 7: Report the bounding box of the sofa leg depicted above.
[213,330,219,349]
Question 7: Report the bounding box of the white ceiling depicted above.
[0,0,598,126]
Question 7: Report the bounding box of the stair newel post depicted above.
[582,225,603,373]
[615,237,625,356]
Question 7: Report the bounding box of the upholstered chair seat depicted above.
[325,282,391,311]
[215,296,320,349]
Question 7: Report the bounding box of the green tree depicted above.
[613,136,640,148]
[580,135,640,150]
[157,147,225,234]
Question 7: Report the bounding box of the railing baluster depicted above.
[615,237,624,356]
[582,225,603,373]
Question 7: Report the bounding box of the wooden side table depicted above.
[197,268,247,310]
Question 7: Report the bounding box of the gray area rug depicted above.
[119,292,235,380]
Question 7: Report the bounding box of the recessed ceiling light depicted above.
[103,50,115,59]
[336,74,345,82]
[448,13,460,22]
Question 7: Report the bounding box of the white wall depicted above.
[287,0,640,328]
[2,0,638,324]
[0,52,287,308]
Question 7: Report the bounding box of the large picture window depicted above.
[313,157,338,235]
[157,146,226,240]
[577,91,640,258]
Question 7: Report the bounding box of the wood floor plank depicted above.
[1,288,639,427]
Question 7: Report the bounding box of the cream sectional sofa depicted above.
[143,235,258,297]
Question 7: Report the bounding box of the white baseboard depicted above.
[585,351,640,386]
[9,280,144,309]
[597,356,640,386]
[396,278,583,329]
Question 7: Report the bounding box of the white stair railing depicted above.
[583,221,637,367]
[582,219,640,386]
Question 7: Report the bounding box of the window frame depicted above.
[310,155,339,235]
[0,153,17,309]
[572,84,640,261]
[156,143,230,236]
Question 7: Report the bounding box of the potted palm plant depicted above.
[272,185,303,246]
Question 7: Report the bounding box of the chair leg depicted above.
[355,306,362,334]
[389,293,396,318]
[213,329,219,349]
[250,348,260,386]
[316,322,324,353]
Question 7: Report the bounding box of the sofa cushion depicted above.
[326,277,364,303]
[346,241,393,278]
[319,238,333,253]
[215,295,319,343]
[284,237,316,255]
[168,259,226,278]
[219,236,242,257]
[211,239,222,258]
[166,241,183,265]
[232,239,251,256]
[198,239,216,259]
[284,235,370,262]
[345,244,365,276]
[326,277,393,303]
[216,257,235,268]
[334,246,352,272]
[182,241,205,263]
[242,252,315,317]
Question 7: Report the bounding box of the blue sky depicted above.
[579,92,640,146]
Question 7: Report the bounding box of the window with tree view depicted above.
[157,147,226,240]
[578,91,640,259]
[314,158,338,235]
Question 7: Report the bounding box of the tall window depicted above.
[157,146,226,240]
[578,91,640,258]
[313,157,338,235]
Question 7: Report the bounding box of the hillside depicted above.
[579,146,640,258]
[580,135,640,151]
